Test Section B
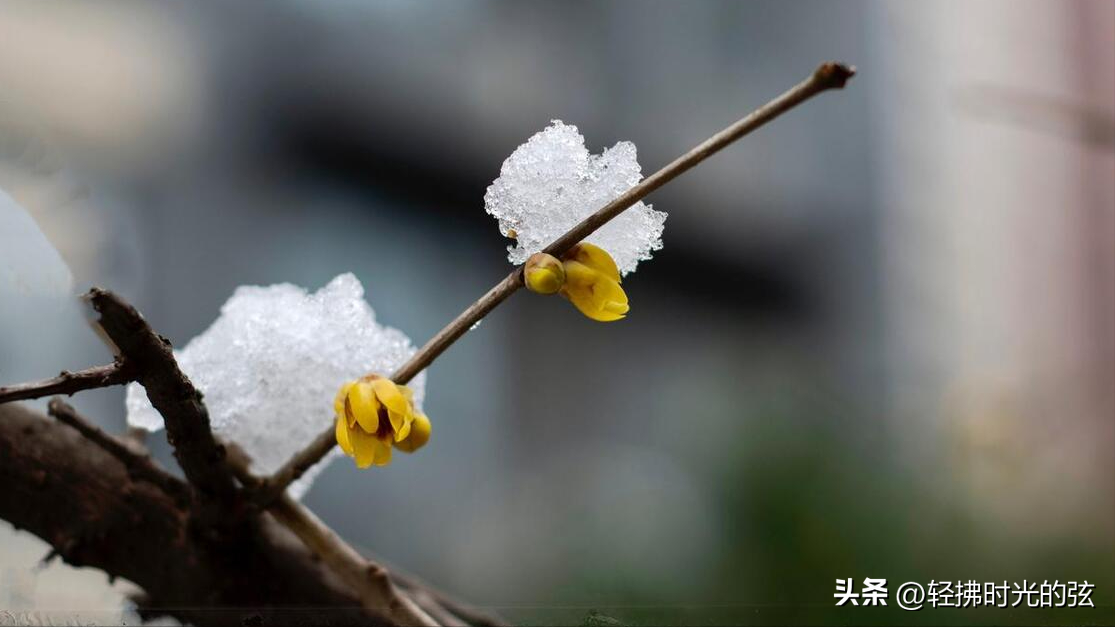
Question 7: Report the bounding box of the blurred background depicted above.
[1,1,1112,625]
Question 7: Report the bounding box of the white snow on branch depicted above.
[484,120,666,275]
[125,273,425,499]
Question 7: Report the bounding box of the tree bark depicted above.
[0,402,378,626]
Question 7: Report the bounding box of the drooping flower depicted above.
[524,243,630,322]
[334,375,430,468]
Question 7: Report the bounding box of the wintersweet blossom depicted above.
[334,375,431,468]
[524,243,630,322]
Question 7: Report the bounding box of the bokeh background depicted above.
[1,1,1112,625]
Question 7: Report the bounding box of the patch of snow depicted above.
[484,120,666,275]
[125,273,425,499]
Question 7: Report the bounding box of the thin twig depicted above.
[405,588,469,627]
[87,288,242,519]
[0,361,132,405]
[269,495,438,626]
[255,61,856,503]
[46,398,191,506]
[350,538,508,626]
[388,563,508,627]
[226,447,438,626]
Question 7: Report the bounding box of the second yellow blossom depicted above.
[524,243,630,322]
[334,375,431,468]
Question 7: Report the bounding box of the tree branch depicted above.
[227,448,439,626]
[2,290,486,625]
[46,397,191,506]
[87,287,242,518]
[0,402,377,627]
[256,61,857,502]
[0,61,855,626]
[0,361,132,404]
[269,493,439,626]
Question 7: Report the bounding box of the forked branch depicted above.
[47,398,191,506]
[87,288,242,517]
[8,288,482,625]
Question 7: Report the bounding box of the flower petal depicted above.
[561,260,628,322]
[596,279,630,317]
[394,415,412,442]
[387,409,406,437]
[568,243,620,283]
[372,438,393,466]
[348,381,380,433]
[372,378,409,415]
[348,425,380,468]
[335,417,355,456]
[334,381,355,419]
[570,294,626,321]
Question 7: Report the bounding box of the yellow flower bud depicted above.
[524,252,566,295]
[558,243,629,322]
[394,412,431,453]
[333,375,429,468]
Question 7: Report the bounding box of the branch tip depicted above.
[814,62,856,90]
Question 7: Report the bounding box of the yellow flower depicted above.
[333,375,431,468]
[559,243,629,322]
[523,244,630,321]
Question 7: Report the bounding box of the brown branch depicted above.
[542,62,855,256]
[87,288,242,519]
[46,397,191,506]
[405,591,469,627]
[3,289,489,626]
[0,360,132,405]
[227,448,438,626]
[269,493,439,626]
[0,402,377,627]
[256,60,857,502]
